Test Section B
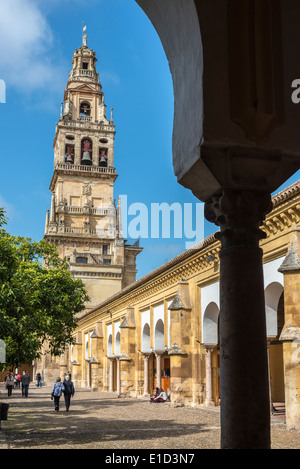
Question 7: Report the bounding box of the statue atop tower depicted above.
[82,23,87,47]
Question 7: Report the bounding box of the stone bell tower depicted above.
[44,27,142,312]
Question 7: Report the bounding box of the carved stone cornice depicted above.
[49,165,118,191]
[262,202,300,238]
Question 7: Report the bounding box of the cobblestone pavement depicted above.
[0,384,299,450]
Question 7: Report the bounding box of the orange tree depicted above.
[0,209,89,369]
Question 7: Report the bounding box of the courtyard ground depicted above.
[0,383,298,450]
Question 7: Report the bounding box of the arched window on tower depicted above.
[79,101,91,118]
[65,144,74,164]
[81,138,93,166]
[99,148,108,167]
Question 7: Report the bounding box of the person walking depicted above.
[21,371,25,396]
[36,372,42,388]
[21,371,31,397]
[51,377,64,412]
[16,372,21,389]
[63,374,75,412]
[5,372,14,397]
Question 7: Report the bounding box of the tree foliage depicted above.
[0,209,89,368]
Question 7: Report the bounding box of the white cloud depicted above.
[0,0,65,95]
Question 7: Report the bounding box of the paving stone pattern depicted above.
[0,384,299,450]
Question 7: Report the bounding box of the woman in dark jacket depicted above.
[63,375,75,412]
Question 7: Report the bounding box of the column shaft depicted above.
[205,189,272,449]
[143,355,150,396]
[116,359,121,395]
[156,354,161,389]
[219,246,270,448]
[205,347,215,406]
[109,359,114,392]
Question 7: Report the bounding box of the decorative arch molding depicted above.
[263,257,284,290]
[202,301,220,345]
[200,281,220,316]
[142,323,151,353]
[264,281,284,338]
[107,333,113,356]
[154,319,165,351]
[115,331,121,356]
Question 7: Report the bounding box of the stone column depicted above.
[50,192,56,224]
[143,354,150,396]
[267,340,274,415]
[109,358,114,392]
[155,352,162,389]
[205,189,272,449]
[116,358,121,396]
[86,360,91,388]
[204,346,215,407]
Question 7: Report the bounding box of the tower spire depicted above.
[45,33,142,309]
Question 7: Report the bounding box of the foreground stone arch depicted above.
[135,0,300,449]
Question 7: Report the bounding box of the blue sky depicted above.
[0,0,299,280]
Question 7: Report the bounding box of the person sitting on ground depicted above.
[153,387,168,403]
[150,387,160,403]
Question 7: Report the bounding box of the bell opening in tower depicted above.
[99,148,108,167]
[81,138,93,166]
[65,144,74,164]
[79,101,91,117]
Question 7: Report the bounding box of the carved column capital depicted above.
[205,189,272,248]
